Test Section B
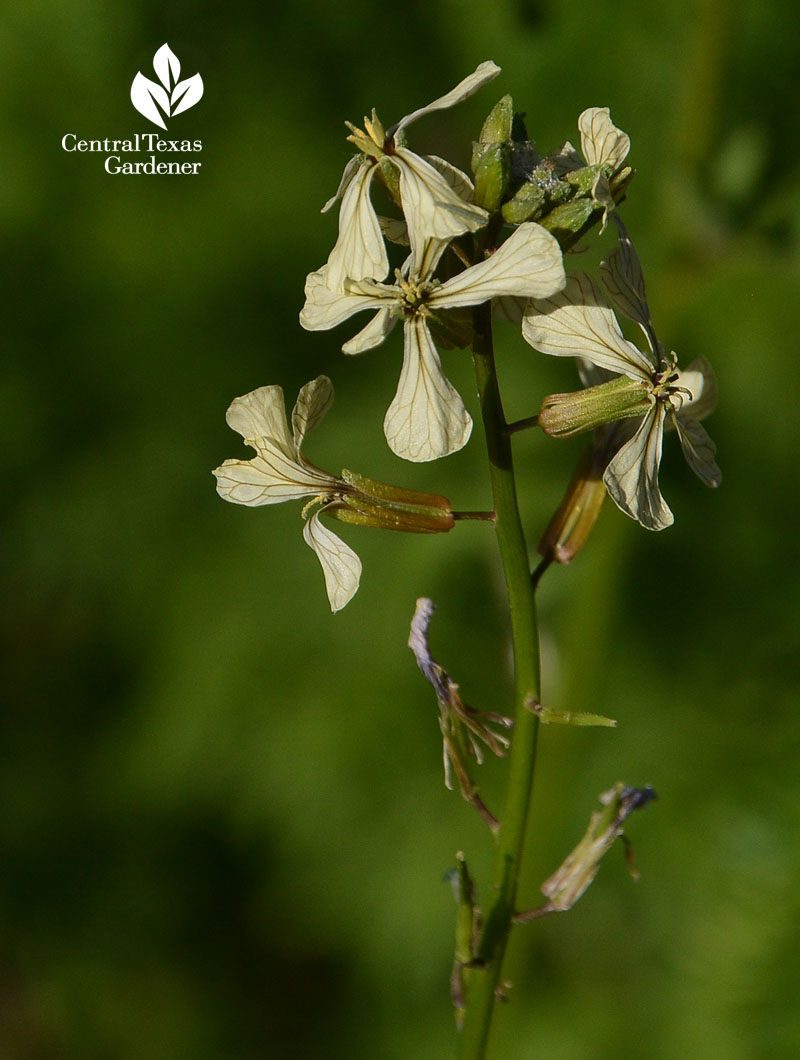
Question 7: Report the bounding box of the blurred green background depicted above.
[3,1,799,1057]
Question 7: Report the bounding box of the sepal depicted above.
[539,375,652,438]
[329,469,455,532]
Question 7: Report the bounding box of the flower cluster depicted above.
[300,62,567,462]
[213,60,720,612]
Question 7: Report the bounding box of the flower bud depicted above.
[478,94,513,144]
[470,95,513,212]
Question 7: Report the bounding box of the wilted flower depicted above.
[316,61,500,290]
[522,222,720,530]
[514,783,656,921]
[409,597,511,832]
[301,223,566,462]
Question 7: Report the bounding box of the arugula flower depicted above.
[301,223,566,462]
[522,222,720,530]
[314,61,501,291]
[213,377,362,612]
[552,107,631,229]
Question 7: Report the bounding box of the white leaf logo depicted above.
[131,43,203,129]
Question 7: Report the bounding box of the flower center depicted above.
[395,272,434,316]
[345,109,389,160]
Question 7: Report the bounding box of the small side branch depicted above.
[505,415,539,435]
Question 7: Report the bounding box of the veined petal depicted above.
[600,217,651,329]
[522,272,655,380]
[225,386,295,458]
[392,148,488,261]
[675,356,718,422]
[578,107,630,170]
[426,154,478,202]
[434,222,566,309]
[292,375,334,449]
[673,414,722,488]
[391,61,501,136]
[299,265,391,331]
[551,140,583,175]
[323,162,389,288]
[213,439,334,506]
[604,402,673,530]
[322,155,362,213]
[410,236,451,282]
[378,215,409,246]
[303,509,362,612]
[342,307,397,355]
[384,317,472,462]
[493,295,526,325]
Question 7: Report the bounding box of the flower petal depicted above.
[321,155,361,213]
[322,162,389,288]
[213,442,333,506]
[676,356,718,422]
[391,61,501,136]
[551,140,583,175]
[522,272,655,380]
[225,386,295,457]
[434,222,566,309]
[299,265,391,331]
[342,307,397,355]
[673,414,721,488]
[383,317,472,462]
[377,215,409,246]
[578,107,630,171]
[600,218,651,329]
[604,402,674,530]
[426,154,478,202]
[493,295,526,325]
[292,376,334,449]
[303,510,362,612]
[392,148,488,261]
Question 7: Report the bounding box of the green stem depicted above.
[454,302,542,1060]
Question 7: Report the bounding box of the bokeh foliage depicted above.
[2,1,799,1057]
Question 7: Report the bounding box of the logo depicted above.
[131,43,203,130]
[61,42,204,176]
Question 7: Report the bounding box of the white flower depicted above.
[301,222,566,462]
[522,225,720,530]
[213,377,362,612]
[553,107,631,229]
[317,61,501,289]
[577,107,631,171]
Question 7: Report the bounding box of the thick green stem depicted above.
[454,302,542,1060]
